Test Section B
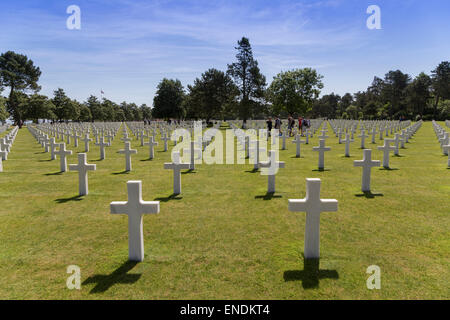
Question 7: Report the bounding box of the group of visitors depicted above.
[267,115,310,137]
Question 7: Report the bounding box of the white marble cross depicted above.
[342,133,354,157]
[95,137,108,160]
[249,139,266,170]
[105,132,114,146]
[49,138,58,160]
[312,139,331,170]
[377,139,395,168]
[281,131,287,150]
[0,138,9,153]
[245,136,250,158]
[292,134,305,158]
[305,130,311,144]
[110,181,160,262]
[439,132,449,150]
[69,153,96,195]
[118,141,137,171]
[73,131,80,147]
[288,178,338,259]
[56,143,72,172]
[318,131,329,140]
[399,130,406,148]
[183,140,202,170]
[393,133,402,156]
[83,133,92,152]
[164,151,190,195]
[120,132,131,144]
[359,129,368,149]
[0,144,7,161]
[161,133,170,152]
[353,149,380,192]
[371,127,377,144]
[140,131,149,147]
[42,135,50,152]
[442,144,450,167]
[144,136,158,159]
[258,150,285,193]
[0,149,6,172]
[379,127,384,140]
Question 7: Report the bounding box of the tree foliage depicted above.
[0,95,9,122]
[26,94,56,123]
[152,78,185,119]
[0,51,41,125]
[0,48,447,123]
[227,37,266,120]
[267,68,324,117]
[185,68,238,121]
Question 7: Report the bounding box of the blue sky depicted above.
[1,0,449,106]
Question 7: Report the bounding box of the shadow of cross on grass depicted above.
[283,258,338,289]
[154,194,183,202]
[255,192,282,200]
[355,191,384,199]
[82,261,141,294]
[55,195,84,204]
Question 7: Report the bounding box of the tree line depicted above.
[1,37,449,127]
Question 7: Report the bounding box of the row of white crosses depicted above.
[110,177,337,262]
[33,125,359,263]
[36,122,121,152]
[432,121,450,167]
[28,126,97,195]
[34,120,411,262]
[0,124,9,134]
[288,120,423,169]
[284,121,417,258]
[0,126,19,172]
[108,131,341,262]
[35,122,167,174]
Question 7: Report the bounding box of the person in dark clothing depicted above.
[274,117,282,136]
[267,117,273,136]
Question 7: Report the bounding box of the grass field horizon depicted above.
[0,121,448,299]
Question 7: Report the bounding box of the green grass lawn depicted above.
[0,121,448,299]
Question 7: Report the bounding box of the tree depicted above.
[26,94,56,123]
[141,104,152,120]
[313,93,340,119]
[130,103,143,121]
[115,107,125,122]
[78,104,92,122]
[185,68,238,122]
[0,95,9,123]
[227,37,266,121]
[86,95,104,121]
[338,93,353,118]
[437,99,450,120]
[362,100,380,119]
[381,70,411,119]
[431,61,450,119]
[345,104,360,120]
[101,99,117,121]
[406,72,432,118]
[267,68,324,117]
[152,78,185,119]
[0,51,41,126]
[119,102,133,121]
[7,91,28,125]
[52,88,80,121]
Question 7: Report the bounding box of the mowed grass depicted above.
[0,121,448,300]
